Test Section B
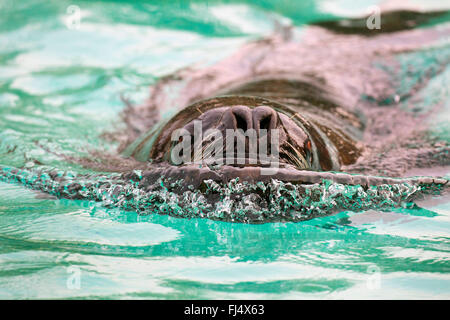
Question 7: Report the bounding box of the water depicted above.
[0,0,449,299]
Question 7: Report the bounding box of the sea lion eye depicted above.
[305,139,312,163]
[306,140,312,151]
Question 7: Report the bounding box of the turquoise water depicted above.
[0,0,450,299]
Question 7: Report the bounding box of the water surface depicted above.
[0,0,449,299]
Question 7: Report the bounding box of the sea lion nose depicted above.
[252,106,277,137]
[220,106,278,134]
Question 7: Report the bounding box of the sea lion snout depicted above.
[173,102,316,169]
[127,94,358,172]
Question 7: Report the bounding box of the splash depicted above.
[0,165,446,223]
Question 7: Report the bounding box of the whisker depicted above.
[285,141,309,169]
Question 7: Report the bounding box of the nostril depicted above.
[259,116,271,131]
[231,106,253,131]
[234,113,248,131]
[252,106,277,135]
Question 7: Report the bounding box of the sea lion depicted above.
[1,9,449,223]
[124,79,364,173]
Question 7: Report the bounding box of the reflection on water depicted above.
[1,181,449,299]
[0,0,449,299]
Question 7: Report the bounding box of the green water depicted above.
[0,0,450,299]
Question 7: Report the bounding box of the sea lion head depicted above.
[125,95,341,172]
[122,94,357,187]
